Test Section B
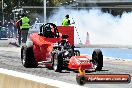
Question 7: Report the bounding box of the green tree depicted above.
[48,0,74,6]
[2,0,75,21]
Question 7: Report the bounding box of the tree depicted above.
[2,0,75,21]
[48,0,74,6]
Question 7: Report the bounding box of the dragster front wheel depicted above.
[74,50,80,56]
[53,52,63,72]
[92,49,103,71]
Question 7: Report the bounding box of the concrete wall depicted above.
[0,73,55,88]
[0,68,85,88]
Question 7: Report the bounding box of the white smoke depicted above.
[48,7,132,45]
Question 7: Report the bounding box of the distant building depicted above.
[76,0,132,3]
[76,0,132,7]
[75,0,132,16]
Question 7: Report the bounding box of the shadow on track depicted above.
[9,42,20,47]
[73,69,109,73]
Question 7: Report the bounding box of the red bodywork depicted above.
[68,56,93,70]
[30,33,61,62]
[30,26,94,70]
[57,26,74,45]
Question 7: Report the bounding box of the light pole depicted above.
[43,0,46,24]
[2,0,4,24]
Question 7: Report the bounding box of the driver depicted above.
[44,23,58,38]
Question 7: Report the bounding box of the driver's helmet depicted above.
[45,24,52,32]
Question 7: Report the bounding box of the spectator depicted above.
[19,13,30,46]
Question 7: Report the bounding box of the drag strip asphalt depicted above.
[0,47,132,88]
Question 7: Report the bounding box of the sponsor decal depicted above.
[76,74,131,85]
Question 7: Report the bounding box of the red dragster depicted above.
[21,23,103,72]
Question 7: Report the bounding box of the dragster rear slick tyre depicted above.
[92,49,103,71]
[53,52,63,72]
[21,46,38,68]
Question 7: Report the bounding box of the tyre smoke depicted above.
[48,7,132,45]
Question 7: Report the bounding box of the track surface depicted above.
[0,39,132,88]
